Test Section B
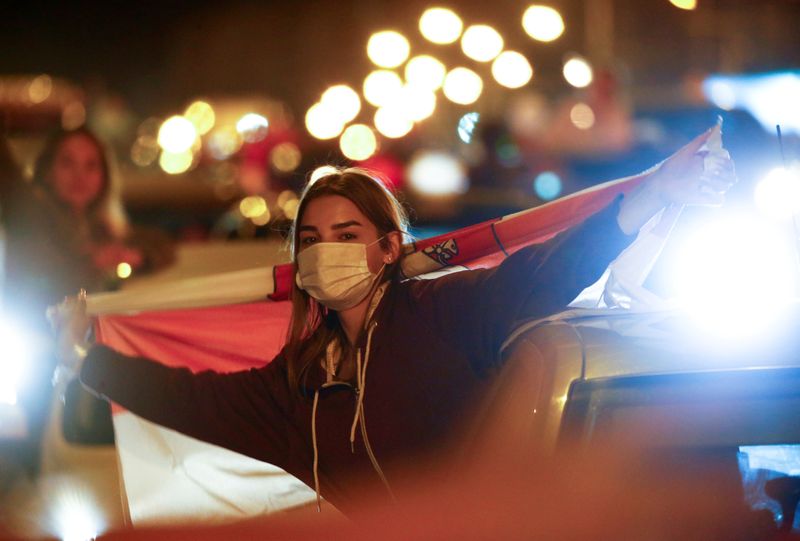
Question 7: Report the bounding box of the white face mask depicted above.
[296,238,386,311]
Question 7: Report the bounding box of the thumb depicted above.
[672,127,714,160]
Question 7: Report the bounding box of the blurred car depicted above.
[493,308,800,536]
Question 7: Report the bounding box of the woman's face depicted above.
[298,195,389,273]
[48,133,105,212]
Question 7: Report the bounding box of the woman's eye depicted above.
[340,232,356,241]
[300,236,317,245]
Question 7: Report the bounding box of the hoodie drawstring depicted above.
[311,321,395,511]
[311,388,322,512]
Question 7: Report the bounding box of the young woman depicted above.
[63,128,734,515]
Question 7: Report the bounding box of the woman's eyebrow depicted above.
[331,220,363,230]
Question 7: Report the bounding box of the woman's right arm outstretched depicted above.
[80,344,293,468]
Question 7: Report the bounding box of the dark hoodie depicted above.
[80,199,635,515]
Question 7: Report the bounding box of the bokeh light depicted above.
[569,102,596,129]
[367,30,410,68]
[116,262,132,279]
[321,84,361,124]
[405,55,446,91]
[398,85,436,121]
[419,7,463,44]
[305,102,345,140]
[443,67,483,105]
[457,112,480,144]
[159,149,194,174]
[374,106,414,138]
[157,116,198,153]
[460,25,504,63]
[277,189,298,208]
[522,5,565,42]
[61,101,86,130]
[534,171,562,200]
[184,101,216,135]
[363,70,404,107]
[207,127,243,160]
[236,113,269,143]
[270,142,302,173]
[670,0,697,9]
[130,136,159,167]
[491,51,533,89]
[407,151,468,196]
[27,74,52,104]
[309,165,339,185]
[239,195,268,218]
[340,124,378,161]
[563,56,593,88]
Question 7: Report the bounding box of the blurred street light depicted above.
[363,70,404,107]
[184,101,216,135]
[374,106,414,138]
[321,84,361,124]
[236,113,269,143]
[405,55,446,91]
[569,102,596,129]
[670,0,697,10]
[443,67,483,105]
[340,124,378,161]
[157,116,197,153]
[522,5,565,42]
[419,7,463,44]
[563,56,593,88]
[305,102,345,140]
[367,30,410,68]
[492,51,533,89]
[461,25,504,62]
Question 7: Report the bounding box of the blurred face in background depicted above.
[48,133,105,212]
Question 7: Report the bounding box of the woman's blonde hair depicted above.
[285,167,409,393]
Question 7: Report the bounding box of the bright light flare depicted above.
[405,55,446,91]
[340,124,378,161]
[491,51,533,89]
[460,25,504,63]
[236,113,269,143]
[563,56,593,88]
[522,5,565,42]
[407,151,468,196]
[43,477,106,541]
[754,166,800,219]
[157,116,197,153]
[321,84,361,124]
[363,70,404,108]
[671,216,798,341]
[443,67,483,105]
[367,30,410,68]
[0,319,30,405]
[419,7,463,44]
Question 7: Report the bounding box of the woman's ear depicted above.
[383,230,403,263]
